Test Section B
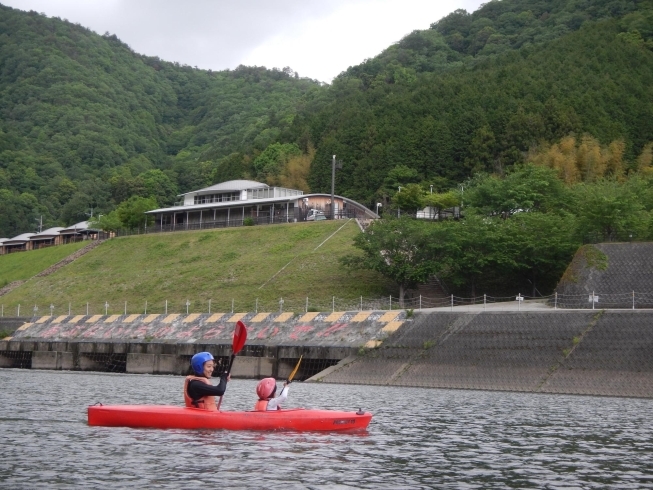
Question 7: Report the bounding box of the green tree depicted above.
[341,217,436,305]
[392,183,425,215]
[571,180,650,241]
[115,196,157,230]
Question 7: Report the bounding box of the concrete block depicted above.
[78,342,95,353]
[36,342,51,352]
[126,353,155,374]
[146,343,163,355]
[153,354,186,375]
[231,357,274,378]
[60,352,74,370]
[51,342,68,352]
[32,351,60,370]
[0,353,14,367]
[8,341,22,351]
[95,343,111,354]
[112,343,128,354]
[78,354,105,371]
[0,341,8,350]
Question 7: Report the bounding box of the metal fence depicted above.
[3,290,653,318]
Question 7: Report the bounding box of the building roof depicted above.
[60,221,91,233]
[146,194,297,214]
[4,233,36,245]
[178,180,268,196]
[31,227,65,239]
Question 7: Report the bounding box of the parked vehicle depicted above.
[306,209,327,221]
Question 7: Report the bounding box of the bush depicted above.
[243,217,255,226]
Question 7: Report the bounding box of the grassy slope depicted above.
[0,242,88,285]
[0,221,393,314]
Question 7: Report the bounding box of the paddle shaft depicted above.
[216,321,248,411]
[216,354,235,411]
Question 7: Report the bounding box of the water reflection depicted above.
[1,369,652,489]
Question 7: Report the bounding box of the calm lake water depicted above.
[1,369,652,489]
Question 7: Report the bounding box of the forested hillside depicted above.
[299,0,653,205]
[0,4,319,236]
[2,0,653,239]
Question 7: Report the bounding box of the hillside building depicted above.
[146,180,378,231]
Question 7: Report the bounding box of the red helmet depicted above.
[256,378,276,399]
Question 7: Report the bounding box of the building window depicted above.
[194,192,240,204]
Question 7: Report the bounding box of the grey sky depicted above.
[3,0,484,82]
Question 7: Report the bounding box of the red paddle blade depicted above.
[233,320,248,354]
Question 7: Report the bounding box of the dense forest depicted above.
[0,3,320,236]
[1,0,653,288]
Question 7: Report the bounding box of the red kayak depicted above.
[88,405,373,431]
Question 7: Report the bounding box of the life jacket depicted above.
[254,399,269,411]
[184,375,217,411]
[253,398,282,411]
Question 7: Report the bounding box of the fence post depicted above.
[306,297,309,313]
[17,304,20,316]
[450,294,453,312]
[633,291,635,310]
[332,296,335,313]
[554,292,557,309]
[86,302,89,316]
[124,301,127,316]
[255,298,258,314]
[165,300,168,315]
[360,296,363,312]
[592,290,595,310]
[145,301,147,315]
[231,299,234,314]
[208,299,211,315]
[484,294,486,311]
[1,305,3,317]
[419,295,422,311]
[389,295,392,310]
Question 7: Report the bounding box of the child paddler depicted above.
[254,378,289,411]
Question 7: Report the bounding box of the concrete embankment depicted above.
[0,310,404,379]
[312,310,653,398]
[4,309,652,398]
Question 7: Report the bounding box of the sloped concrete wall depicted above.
[556,243,653,308]
[314,310,653,398]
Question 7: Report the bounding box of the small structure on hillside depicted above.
[29,227,65,249]
[146,180,378,231]
[0,233,36,254]
[59,221,101,243]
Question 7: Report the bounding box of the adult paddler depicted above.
[184,352,230,411]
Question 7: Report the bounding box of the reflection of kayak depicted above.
[87,405,373,431]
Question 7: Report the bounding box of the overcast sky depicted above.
[3,0,484,83]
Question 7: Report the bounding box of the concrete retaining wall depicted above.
[0,339,354,379]
[314,310,653,398]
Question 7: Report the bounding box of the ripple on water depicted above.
[1,369,652,489]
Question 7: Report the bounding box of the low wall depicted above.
[0,339,354,379]
[312,310,653,398]
[0,310,403,378]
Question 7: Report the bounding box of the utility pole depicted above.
[330,155,343,220]
[35,215,43,233]
[331,155,336,220]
